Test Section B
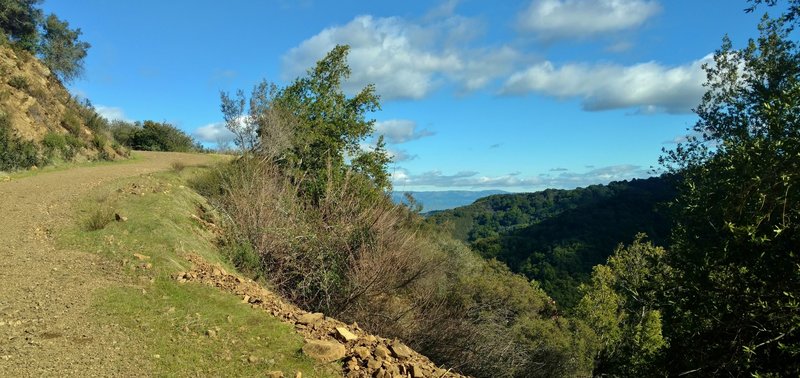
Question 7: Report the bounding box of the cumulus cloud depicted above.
[282,14,519,100]
[193,122,236,144]
[517,0,661,39]
[501,54,712,113]
[374,119,434,144]
[96,105,129,122]
[392,164,649,190]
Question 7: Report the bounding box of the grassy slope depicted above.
[57,164,337,377]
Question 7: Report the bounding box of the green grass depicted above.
[59,166,337,377]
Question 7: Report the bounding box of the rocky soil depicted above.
[177,256,466,378]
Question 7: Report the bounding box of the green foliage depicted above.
[0,0,88,82]
[0,0,41,51]
[82,204,114,231]
[429,176,676,308]
[273,45,388,197]
[38,14,89,83]
[0,113,39,170]
[109,120,139,146]
[660,14,800,376]
[576,235,671,376]
[61,110,81,136]
[115,120,200,152]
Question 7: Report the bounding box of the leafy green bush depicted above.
[110,120,199,152]
[0,114,39,171]
[41,131,66,160]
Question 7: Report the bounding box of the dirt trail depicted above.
[0,152,216,377]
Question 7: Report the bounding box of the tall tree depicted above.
[661,13,800,376]
[274,44,388,197]
[38,14,89,83]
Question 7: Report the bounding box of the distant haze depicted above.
[391,190,507,212]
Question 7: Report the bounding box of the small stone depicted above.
[153,354,160,359]
[248,355,259,363]
[374,345,391,359]
[411,364,426,378]
[114,213,128,222]
[389,340,412,359]
[241,295,250,303]
[133,253,150,261]
[366,358,382,370]
[265,372,284,378]
[206,329,217,338]
[296,312,324,325]
[346,357,359,371]
[335,326,358,342]
[301,339,345,363]
[166,307,176,314]
[212,267,222,277]
[353,346,371,360]
[295,372,302,378]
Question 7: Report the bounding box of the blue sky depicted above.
[44,0,770,192]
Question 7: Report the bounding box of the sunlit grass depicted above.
[59,166,337,377]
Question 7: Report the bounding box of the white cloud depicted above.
[392,164,649,190]
[96,105,129,122]
[388,148,417,162]
[282,14,518,100]
[517,0,661,39]
[501,54,712,114]
[193,122,236,144]
[374,119,434,144]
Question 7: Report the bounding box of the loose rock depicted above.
[335,326,358,342]
[296,312,324,325]
[389,340,413,359]
[301,339,345,363]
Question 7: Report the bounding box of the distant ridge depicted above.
[391,190,508,212]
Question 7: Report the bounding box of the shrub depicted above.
[196,157,597,377]
[61,110,81,136]
[41,131,66,159]
[83,205,115,231]
[126,120,199,152]
[170,161,187,173]
[0,114,40,171]
[8,75,28,90]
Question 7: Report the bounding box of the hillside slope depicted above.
[428,176,676,308]
[0,42,125,168]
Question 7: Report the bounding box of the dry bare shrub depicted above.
[198,158,597,377]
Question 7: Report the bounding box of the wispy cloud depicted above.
[193,122,236,144]
[517,0,661,40]
[392,164,649,190]
[501,54,711,114]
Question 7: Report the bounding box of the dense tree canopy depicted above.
[0,0,89,82]
[660,13,800,375]
[429,176,676,309]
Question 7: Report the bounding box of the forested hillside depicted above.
[428,176,676,308]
